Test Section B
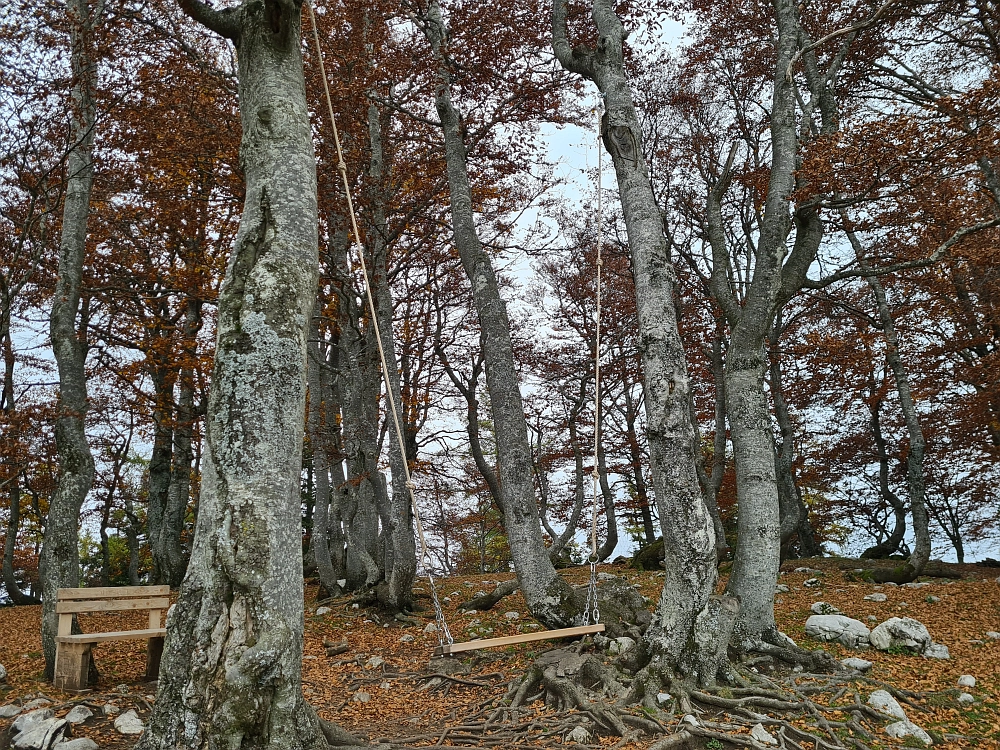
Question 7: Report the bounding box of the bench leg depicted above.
[145,636,165,681]
[54,643,91,692]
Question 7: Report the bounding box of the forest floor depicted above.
[1,558,998,749]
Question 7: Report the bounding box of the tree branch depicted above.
[177,0,241,40]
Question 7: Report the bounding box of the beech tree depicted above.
[137,0,356,747]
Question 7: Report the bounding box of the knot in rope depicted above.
[405,480,416,491]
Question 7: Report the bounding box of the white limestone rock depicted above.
[987,631,1000,639]
[923,642,950,660]
[869,617,932,653]
[810,601,840,615]
[12,709,55,735]
[113,710,144,736]
[101,704,119,717]
[567,726,590,744]
[352,692,371,704]
[1,704,23,719]
[656,692,672,705]
[423,622,438,633]
[958,675,976,688]
[885,720,931,745]
[864,593,887,602]
[13,718,67,750]
[804,615,871,648]
[775,584,790,593]
[750,723,778,746]
[868,689,907,720]
[804,578,822,588]
[902,581,930,589]
[0,664,6,683]
[958,693,975,705]
[56,739,100,750]
[365,656,385,669]
[504,611,520,620]
[63,706,93,725]
[841,657,873,673]
[399,634,415,643]
[315,607,331,616]
[609,636,636,655]
[22,700,52,711]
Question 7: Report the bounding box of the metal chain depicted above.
[583,560,600,625]
[424,562,454,647]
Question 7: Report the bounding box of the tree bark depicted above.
[553,0,732,687]
[307,316,339,595]
[148,369,176,586]
[425,0,576,625]
[40,0,98,679]
[137,2,337,748]
[860,387,907,559]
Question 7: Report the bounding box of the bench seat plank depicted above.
[432,624,604,657]
[57,597,170,614]
[58,585,170,599]
[56,628,167,644]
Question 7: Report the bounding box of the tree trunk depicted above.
[860,389,908,559]
[307,316,339,595]
[147,370,176,585]
[40,0,98,679]
[137,2,334,747]
[425,0,576,625]
[692,333,729,560]
[553,0,734,688]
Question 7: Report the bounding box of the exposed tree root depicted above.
[459,579,519,612]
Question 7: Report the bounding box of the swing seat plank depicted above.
[433,624,605,657]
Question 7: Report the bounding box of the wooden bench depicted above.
[54,585,169,691]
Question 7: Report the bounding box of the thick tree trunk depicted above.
[40,0,97,679]
[137,2,334,748]
[147,370,176,585]
[426,0,576,625]
[553,0,733,687]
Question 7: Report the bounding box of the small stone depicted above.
[750,723,778,746]
[810,601,840,615]
[864,593,887,602]
[608,636,636,655]
[987,631,1000,639]
[794,567,820,573]
[115,685,129,695]
[868,615,877,622]
[316,607,331,616]
[567,726,590,744]
[958,692,975,705]
[13,718,68,750]
[102,704,120,717]
[380,681,391,690]
[442,596,451,604]
[656,692,672,705]
[504,611,520,620]
[597,572,618,581]
[64,706,93,725]
[474,591,486,597]
[351,603,359,610]
[423,623,438,633]
[1,704,23,718]
[885,720,931,745]
[22,699,53,711]
[958,675,976,688]
[804,577,821,588]
[775,584,789,593]
[463,582,473,587]
[399,634,415,643]
[841,657,873,673]
[884,582,899,587]
[56,740,99,750]
[365,656,385,669]
[464,610,478,616]
[902,581,930,589]
[352,692,371,703]
[926,595,941,603]
[303,655,317,660]
[868,690,907,720]
[524,623,540,629]
[336,579,347,588]
[681,714,699,727]
[113,710,144,736]
[923,642,950,660]
[12,710,55,736]
[0,664,6,683]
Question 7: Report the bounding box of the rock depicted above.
[12,709,55,735]
[868,690,907,720]
[750,723,778,746]
[885,720,931,745]
[841,657,873,673]
[902,581,929,589]
[64,706,93,725]
[101,704,119,717]
[868,615,877,622]
[804,578,822,588]
[775,584,789,593]
[608,636,636,655]
[0,664,6,683]
[567,726,590,744]
[987,631,1000,639]
[958,693,975,705]
[656,692,672,705]
[958,675,976,688]
[804,615,871,648]
[869,617,932,653]
[810,601,840,615]
[864,593,887,602]
[56,740,99,750]
[597,572,619,582]
[365,656,385,669]
[681,714,699,727]
[923,642,950,660]
[379,681,391,690]
[504,611,520,620]
[352,692,371,703]
[113,710,144,735]
[794,567,820,573]
[442,597,450,603]
[315,607,331,616]
[399,634,415,643]
[926,595,941,603]
[13,718,68,750]
[1,704,23,718]
[22,699,52,711]
[423,622,438,633]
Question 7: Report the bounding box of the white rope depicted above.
[588,99,604,563]
[306,2,452,645]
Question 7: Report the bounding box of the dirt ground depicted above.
[1,558,998,749]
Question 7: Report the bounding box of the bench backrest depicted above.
[56,585,170,637]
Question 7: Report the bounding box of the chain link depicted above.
[424,558,454,647]
[583,560,600,626]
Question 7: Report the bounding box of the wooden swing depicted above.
[306,2,606,657]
